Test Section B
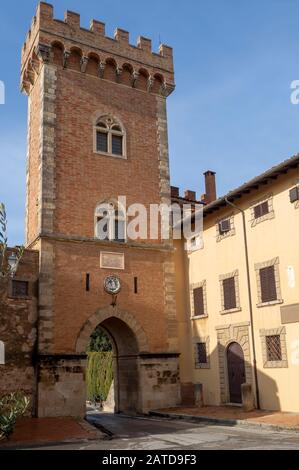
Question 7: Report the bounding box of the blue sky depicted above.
[1,0,299,245]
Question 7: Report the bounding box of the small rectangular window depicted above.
[223,277,236,310]
[219,219,231,235]
[266,335,282,361]
[112,135,123,156]
[97,131,108,153]
[260,265,277,303]
[289,186,299,203]
[193,287,205,316]
[12,280,29,298]
[196,343,207,364]
[254,201,269,219]
[134,277,138,294]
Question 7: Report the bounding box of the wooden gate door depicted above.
[227,342,246,404]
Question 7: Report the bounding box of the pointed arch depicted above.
[93,114,127,159]
[75,306,149,354]
[94,196,127,242]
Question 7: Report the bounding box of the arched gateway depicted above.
[76,307,150,415]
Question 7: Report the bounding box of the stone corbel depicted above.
[63,51,71,69]
[132,70,139,88]
[160,81,175,97]
[99,61,106,78]
[116,67,123,83]
[30,58,40,74]
[21,79,31,95]
[147,75,154,92]
[80,56,89,73]
[35,43,51,64]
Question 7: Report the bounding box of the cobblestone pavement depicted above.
[25,412,299,450]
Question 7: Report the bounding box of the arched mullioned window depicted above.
[0,341,5,365]
[94,116,126,159]
[95,202,126,243]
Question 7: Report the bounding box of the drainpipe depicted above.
[225,198,260,410]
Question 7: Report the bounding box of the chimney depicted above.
[184,190,196,201]
[203,171,217,204]
[171,186,179,198]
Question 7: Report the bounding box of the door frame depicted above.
[226,341,246,404]
[216,322,253,405]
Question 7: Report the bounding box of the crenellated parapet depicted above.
[21,2,175,96]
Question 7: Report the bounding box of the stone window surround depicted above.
[260,327,288,368]
[255,257,283,307]
[93,114,127,160]
[190,280,208,319]
[193,336,210,369]
[219,270,241,314]
[250,193,275,227]
[216,212,236,242]
[291,178,299,210]
[94,200,127,243]
[216,322,253,404]
[186,235,204,253]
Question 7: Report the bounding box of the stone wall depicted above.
[0,250,39,415]
[138,354,180,413]
[37,356,87,418]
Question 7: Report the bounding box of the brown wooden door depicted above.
[227,342,246,404]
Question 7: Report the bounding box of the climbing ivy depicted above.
[86,351,113,402]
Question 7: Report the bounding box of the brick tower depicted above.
[21,2,179,417]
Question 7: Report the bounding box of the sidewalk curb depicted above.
[0,435,103,450]
[149,411,299,433]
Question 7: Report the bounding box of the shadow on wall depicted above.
[192,342,281,413]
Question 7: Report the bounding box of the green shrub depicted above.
[86,352,113,402]
[0,391,30,441]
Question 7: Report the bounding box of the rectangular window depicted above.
[254,201,269,219]
[96,131,108,153]
[260,265,277,303]
[193,287,205,317]
[196,343,207,364]
[223,277,236,310]
[112,135,123,156]
[12,280,29,298]
[266,335,282,361]
[289,186,299,203]
[219,219,231,235]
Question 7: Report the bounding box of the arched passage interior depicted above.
[77,308,149,415]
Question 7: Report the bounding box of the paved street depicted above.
[26,412,299,450]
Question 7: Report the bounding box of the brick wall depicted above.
[20,3,180,416]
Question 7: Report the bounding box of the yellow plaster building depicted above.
[175,154,299,412]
